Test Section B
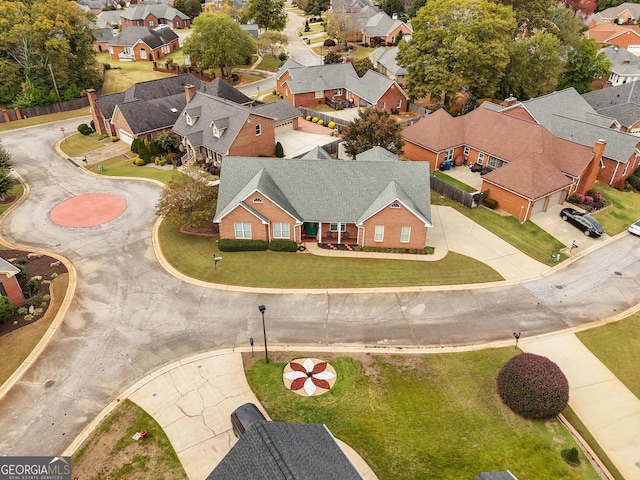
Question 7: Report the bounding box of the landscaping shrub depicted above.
[568,194,583,204]
[0,296,13,323]
[562,447,580,467]
[483,198,498,209]
[77,123,92,135]
[306,115,312,121]
[275,141,284,158]
[26,278,39,296]
[328,121,336,129]
[268,240,298,252]
[356,246,434,255]
[583,195,593,204]
[130,138,142,154]
[218,239,268,252]
[16,265,27,281]
[496,352,569,419]
[312,117,319,123]
[17,307,28,316]
[132,156,145,166]
[317,119,324,125]
[278,52,287,61]
[323,38,336,47]
[137,141,151,163]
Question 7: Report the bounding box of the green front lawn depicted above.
[98,53,173,94]
[431,171,477,193]
[590,181,640,235]
[577,311,640,399]
[246,351,601,480]
[60,132,104,157]
[432,193,566,265]
[91,156,180,185]
[158,221,503,287]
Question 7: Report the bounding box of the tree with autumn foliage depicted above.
[343,108,404,158]
[563,0,597,19]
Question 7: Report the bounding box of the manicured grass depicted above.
[561,407,625,480]
[158,221,503,287]
[347,45,376,59]
[576,311,640,399]
[60,133,104,157]
[590,181,640,235]
[0,275,68,387]
[300,22,326,36]
[72,399,187,480]
[257,54,286,71]
[432,192,566,265]
[0,107,90,133]
[246,351,601,480]
[98,53,174,94]
[431,171,477,193]
[90,156,180,185]
[0,183,24,217]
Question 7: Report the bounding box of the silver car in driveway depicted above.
[629,219,640,236]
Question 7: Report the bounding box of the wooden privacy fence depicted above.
[297,107,349,128]
[430,175,489,208]
[0,96,90,124]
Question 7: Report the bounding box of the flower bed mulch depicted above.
[0,250,68,338]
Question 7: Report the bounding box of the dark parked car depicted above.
[230,403,266,438]
[560,207,604,237]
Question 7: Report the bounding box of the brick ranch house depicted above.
[402,106,606,221]
[88,74,258,145]
[108,26,179,62]
[213,150,432,249]
[172,86,300,165]
[120,4,191,29]
[276,60,409,113]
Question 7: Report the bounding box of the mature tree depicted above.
[155,131,179,154]
[563,0,597,19]
[0,59,23,106]
[596,0,636,9]
[302,0,330,17]
[249,0,287,31]
[494,0,555,33]
[397,0,516,108]
[0,0,102,107]
[559,37,611,93]
[380,0,404,16]
[257,31,289,57]
[183,13,256,78]
[325,6,358,50]
[0,142,13,200]
[156,168,219,228]
[499,32,564,100]
[174,0,202,19]
[324,51,342,64]
[352,57,375,77]
[408,0,426,18]
[343,108,404,158]
[0,143,13,172]
[546,4,583,48]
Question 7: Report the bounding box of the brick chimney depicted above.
[578,139,606,195]
[86,88,97,108]
[185,84,196,103]
[502,94,517,107]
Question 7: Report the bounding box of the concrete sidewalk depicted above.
[68,352,377,480]
[521,334,640,480]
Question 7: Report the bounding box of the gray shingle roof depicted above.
[252,100,300,123]
[202,77,254,105]
[94,27,115,43]
[602,45,640,77]
[214,153,431,225]
[582,80,640,128]
[172,92,273,156]
[301,146,333,160]
[97,10,123,26]
[119,4,189,21]
[109,25,179,49]
[363,12,411,37]
[369,47,407,76]
[595,2,640,21]
[511,88,640,163]
[206,421,364,480]
[95,92,125,121]
[117,93,185,135]
[347,69,401,105]
[241,23,259,39]
[355,145,399,161]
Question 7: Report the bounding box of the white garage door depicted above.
[275,120,294,134]
[119,129,135,145]
[530,198,546,217]
[547,189,565,209]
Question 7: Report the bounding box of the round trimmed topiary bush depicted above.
[497,353,569,419]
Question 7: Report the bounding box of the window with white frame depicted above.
[380,102,386,109]
[445,149,454,162]
[162,45,170,54]
[329,223,346,232]
[463,146,470,156]
[234,222,252,238]
[255,124,262,135]
[487,155,504,169]
[140,49,147,59]
[396,99,402,108]
[335,89,342,96]
[273,222,290,238]
[149,20,155,26]
[400,226,411,243]
[374,225,384,242]
[315,91,323,99]
[477,152,485,164]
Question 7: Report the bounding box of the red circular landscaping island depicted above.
[50,193,127,228]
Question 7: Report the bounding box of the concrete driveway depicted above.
[531,204,607,253]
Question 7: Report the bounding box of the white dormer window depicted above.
[185,114,193,126]
[213,125,220,137]
[253,197,262,203]
[391,203,400,208]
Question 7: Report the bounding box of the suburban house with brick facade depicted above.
[362,12,412,46]
[402,106,606,221]
[0,258,24,307]
[583,80,640,134]
[87,75,256,145]
[584,22,640,52]
[501,88,640,189]
[213,149,432,248]
[172,87,300,165]
[108,26,180,62]
[369,47,407,84]
[120,4,191,29]
[276,61,409,113]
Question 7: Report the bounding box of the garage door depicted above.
[530,198,546,217]
[547,189,564,208]
[119,129,135,145]
[275,120,294,134]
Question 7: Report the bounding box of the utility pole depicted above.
[48,64,60,100]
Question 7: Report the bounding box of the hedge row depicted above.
[217,239,298,252]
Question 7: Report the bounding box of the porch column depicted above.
[318,222,322,242]
[337,223,341,244]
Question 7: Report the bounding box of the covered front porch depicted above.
[302,221,358,246]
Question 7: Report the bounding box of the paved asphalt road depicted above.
[1,120,640,456]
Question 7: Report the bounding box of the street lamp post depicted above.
[258,305,269,363]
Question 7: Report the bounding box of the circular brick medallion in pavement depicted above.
[50,193,127,228]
